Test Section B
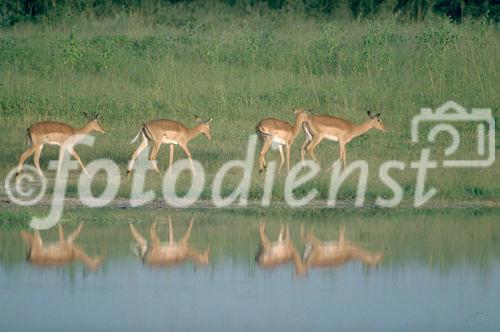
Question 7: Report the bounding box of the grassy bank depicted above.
[0,6,499,204]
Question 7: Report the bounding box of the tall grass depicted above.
[0,6,498,203]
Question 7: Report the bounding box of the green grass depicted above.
[0,6,499,204]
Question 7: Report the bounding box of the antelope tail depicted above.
[255,124,272,137]
[130,128,141,144]
[303,122,313,141]
[26,129,32,147]
[130,124,153,144]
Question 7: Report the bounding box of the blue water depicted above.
[1,258,498,331]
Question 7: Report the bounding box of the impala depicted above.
[129,218,209,267]
[301,111,385,168]
[255,223,306,275]
[301,225,383,268]
[127,116,212,177]
[255,108,310,176]
[20,223,103,270]
[16,113,105,178]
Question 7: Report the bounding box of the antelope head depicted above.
[367,111,385,132]
[198,246,210,265]
[194,115,213,140]
[293,108,311,123]
[83,112,105,133]
[300,225,320,245]
[20,230,36,259]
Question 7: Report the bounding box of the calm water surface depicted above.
[0,209,499,331]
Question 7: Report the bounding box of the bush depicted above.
[1,0,498,27]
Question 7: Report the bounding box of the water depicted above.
[0,209,499,331]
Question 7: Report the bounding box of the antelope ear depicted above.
[194,115,202,123]
[205,117,213,124]
[293,108,298,114]
[367,110,372,117]
[308,109,313,114]
[375,113,381,118]
[94,113,100,120]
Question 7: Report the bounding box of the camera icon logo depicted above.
[411,101,495,167]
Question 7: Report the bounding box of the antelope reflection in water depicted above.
[301,225,383,269]
[20,223,103,270]
[129,218,209,267]
[255,223,306,276]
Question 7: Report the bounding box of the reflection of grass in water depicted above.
[0,10,499,202]
[1,207,499,276]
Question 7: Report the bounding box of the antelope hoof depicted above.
[259,167,268,177]
[296,267,307,277]
[126,170,131,179]
[15,172,19,178]
[80,168,91,178]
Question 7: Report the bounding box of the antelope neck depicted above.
[291,117,305,139]
[186,124,204,140]
[74,121,95,135]
[350,120,373,139]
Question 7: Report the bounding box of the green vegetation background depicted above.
[0,1,499,203]
[2,0,499,26]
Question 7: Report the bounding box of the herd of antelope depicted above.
[15,109,385,273]
[15,108,385,178]
[256,223,383,275]
[20,221,383,275]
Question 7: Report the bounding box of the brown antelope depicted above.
[20,223,103,270]
[127,116,212,177]
[255,223,306,275]
[16,113,105,178]
[255,108,310,175]
[301,111,385,168]
[129,218,209,267]
[301,225,383,268]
